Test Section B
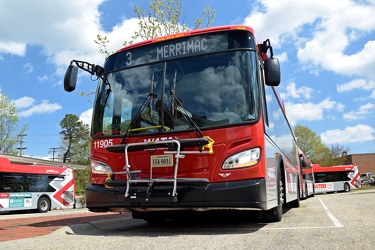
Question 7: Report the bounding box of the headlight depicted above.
[91,159,112,174]
[222,148,260,169]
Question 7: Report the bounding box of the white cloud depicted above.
[244,0,326,47]
[320,124,375,144]
[0,41,26,56]
[343,102,374,120]
[79,108,93,126]
[243,0,375,80]
[320,98,344,112]
[281,82,313,100]
[14,96,35,109]
[51,18,140,69]
[37,75,49,83]
[356,102,373,112]
[105,18,141,53]
[23,63,33,74]
[285,102,323,123]
[337,79,375,92]
[18,100,62,118]
[342,112,358,121]
[275,52,288,63]
[0,0,140,75]
[285,98,344,126]
[0,0,102,50]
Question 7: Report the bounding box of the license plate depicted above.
[151,155,173,167]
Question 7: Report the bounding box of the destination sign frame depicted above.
[104,30,255,72]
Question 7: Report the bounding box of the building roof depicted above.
[0,154,87,170]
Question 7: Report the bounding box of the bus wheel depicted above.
[344,182,351,192]
[37,197,50,213]
[289,176,300,208]
[261,171,284,222]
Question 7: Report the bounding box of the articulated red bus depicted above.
[64,25,300,222]
[0,157,75,213]
[298,149,314,199]
[313,164,361,194]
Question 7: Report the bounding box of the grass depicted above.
[357,183,375,190]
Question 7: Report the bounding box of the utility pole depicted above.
[17,133,27,157]
[49,147,58,161]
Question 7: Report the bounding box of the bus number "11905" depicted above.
[93,139,113,149]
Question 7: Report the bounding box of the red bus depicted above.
[64,25,300,222]
[313,164,361,194]
[298,149,314,199]
[0,157,75,213]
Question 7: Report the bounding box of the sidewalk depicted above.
[0,209,130,242]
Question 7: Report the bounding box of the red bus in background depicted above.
[313,164,361,194]
[64,25,301,222]
[298,149,315,199]
[0,157,75,213]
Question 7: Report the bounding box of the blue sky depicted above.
[0,0,375,160]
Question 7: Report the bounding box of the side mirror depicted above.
[64,65,78,92]
[264,57,280,86]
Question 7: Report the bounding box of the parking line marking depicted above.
[318,197,344,228]
[261,226,340,230]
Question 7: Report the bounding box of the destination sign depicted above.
[104,30,255,72]
[156,38,208,60]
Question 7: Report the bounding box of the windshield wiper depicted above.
[168,69,204,138]
[169,89,204,138]
[120,93,155,143]
[121,74,157,143]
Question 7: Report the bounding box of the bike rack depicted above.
[109,137,213,202]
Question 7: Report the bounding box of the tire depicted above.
[37,197,50,213]
[305,184,308,199]
[289,178,300,208]
[344,182,351,192]
[261,166,283,222]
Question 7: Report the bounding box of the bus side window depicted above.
[2,174,24,192]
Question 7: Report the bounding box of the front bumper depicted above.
[85,178,267,212]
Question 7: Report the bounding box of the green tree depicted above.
[322,143,350,166]
[294,125,329,163]
[74,167,90,196]
[0,93,28,155]
[59,114,90,164]
[95,0,216,57]
[59,114,91,195]
[294,125,350,166]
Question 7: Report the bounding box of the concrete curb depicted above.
[51,217,146,236]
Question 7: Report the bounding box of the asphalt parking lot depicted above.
[0,189,374,249]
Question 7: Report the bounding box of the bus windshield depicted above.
[92,50,259,137]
